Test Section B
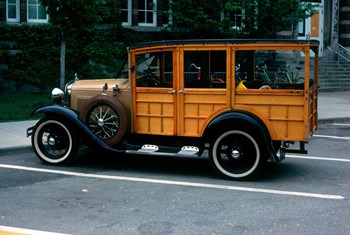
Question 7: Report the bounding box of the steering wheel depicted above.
[137,68,160,87]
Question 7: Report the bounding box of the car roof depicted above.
[129,39,320,50]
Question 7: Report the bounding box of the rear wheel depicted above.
[32,118,79,164]
[209,129,262,180]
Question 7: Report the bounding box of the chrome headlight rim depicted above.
[51,87,65,104]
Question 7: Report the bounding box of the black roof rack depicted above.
[129,39,320,50]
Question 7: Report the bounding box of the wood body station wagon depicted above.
[27,39,320,180]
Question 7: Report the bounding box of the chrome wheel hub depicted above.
[231,149,240,159]
[97,118,105,127]
[48,137,56,146]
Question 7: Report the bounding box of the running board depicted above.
[126,145,200,157]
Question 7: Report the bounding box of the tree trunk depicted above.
[60,39,66,90]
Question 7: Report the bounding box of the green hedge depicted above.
[0,24,131,89]
[0,24,184,91]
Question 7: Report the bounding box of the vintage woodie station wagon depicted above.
[27,39,320,180]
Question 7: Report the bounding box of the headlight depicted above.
[66,83,73,95]
[51,88,64,104]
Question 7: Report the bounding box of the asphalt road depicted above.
[0,122,349,235]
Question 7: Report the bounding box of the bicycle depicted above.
[235,63,246,82]
[255,64,274,83]
[275,65,304,84]
[191,63,201,80]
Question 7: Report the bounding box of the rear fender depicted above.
[32,105,123,153]
[203,111,278,162]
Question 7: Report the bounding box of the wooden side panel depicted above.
[309,85,318,134]
[234,90,308,141]
[134,91,175,135]
[182,90,227,136]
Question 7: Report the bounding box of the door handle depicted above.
[179,89,186,94]
[168,88,176,94]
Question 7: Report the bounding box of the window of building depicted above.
[121,0,132,26]
[298,19,306,37]
[138,0,157,26]
[6,0,20,22]
[27,0,48,23]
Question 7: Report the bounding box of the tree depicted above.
[39,0,107,89]
[169,0,316,39]
[244,0,316,38]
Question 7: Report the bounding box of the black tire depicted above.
[209,129,263,180]
[79,95,127,146]
[32,118,79,164]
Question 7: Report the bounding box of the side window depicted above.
[184,50,226,88]
[135,51,173,87]
[235,50,305,90]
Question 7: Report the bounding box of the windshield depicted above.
[116,58,129,79]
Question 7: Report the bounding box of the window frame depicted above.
[137,0,157,27]
[6,0,20,23]
[27,0,48,23]
[121,0,132,26]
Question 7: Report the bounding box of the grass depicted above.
[0,93,52,122]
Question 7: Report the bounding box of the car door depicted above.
[177,48,231,137]
[131,49,177,135]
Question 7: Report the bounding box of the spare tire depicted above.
[79,95,127,146]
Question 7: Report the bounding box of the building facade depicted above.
[339,0,350,48]
[0,0,349,56]
[0,0,48,24]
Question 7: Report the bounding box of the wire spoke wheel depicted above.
[87,105,120,141]
[79,95,128,146]
[210,130,261,179]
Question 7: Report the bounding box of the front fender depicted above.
[32,105,124,153]
[32,105,79,121]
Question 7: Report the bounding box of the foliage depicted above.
[0,25,61,87]
[39,0,107,34]
[39,0,116,88]
[251,0,315,38]
[169,0,316,38]
[0,25,131,88]
[0,93,51,122]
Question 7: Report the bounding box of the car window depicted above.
[116,58,129,79]
[135,51,173,87]
[235,50,305,90]
[184,50,226,88]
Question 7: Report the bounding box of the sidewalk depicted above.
[0,91,350,153]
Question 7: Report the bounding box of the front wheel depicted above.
[209,129,262,180]
[32,118,79,164]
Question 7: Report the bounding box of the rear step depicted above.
[126,145,200,157]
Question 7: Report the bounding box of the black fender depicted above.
[32,105,124,153]
[203,111,278,162]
